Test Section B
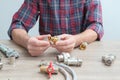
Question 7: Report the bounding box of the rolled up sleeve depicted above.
[8,0,39,39]
[84,0,104,40]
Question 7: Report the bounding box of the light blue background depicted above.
[0,0,120,40]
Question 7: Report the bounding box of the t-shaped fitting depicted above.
[102,54,116,66]
[57,52,71,62]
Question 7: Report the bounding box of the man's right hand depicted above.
[27,35,50,56]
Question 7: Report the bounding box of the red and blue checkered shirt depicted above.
[8,0,104,40]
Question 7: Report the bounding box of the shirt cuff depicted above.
[8,22,26,40]
[86,22,104,40]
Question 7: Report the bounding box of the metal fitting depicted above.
[57,52,70,62]
[79,42,88,50]
[40,65,59,74]
[0,55,2,62]
[0,62,3,70]
[0,44,20,58]
[48,36,59,45]
[64,58,82,66]
[102,54,116,66]
[9,56,15,65]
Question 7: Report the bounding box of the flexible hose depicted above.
[55,62,77,80]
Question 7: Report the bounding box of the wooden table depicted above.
[0,40,120,80]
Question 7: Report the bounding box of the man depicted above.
[8,0,104,56]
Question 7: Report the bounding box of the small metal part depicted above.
[48,36,59,45]
[79,42,88,50]
[0,62,3,70]
[55,62,77,80]
[9,56,15,65]
[0,54,2,62]
[57,52,70,62]
[0,44,20,58]
[40,62,59,78]
[102,54,116,66]
[64,58,82,66]
[40,65,58,74]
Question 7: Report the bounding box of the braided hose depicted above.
[55,62,77,80]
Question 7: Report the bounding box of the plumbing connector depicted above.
[0,62,3,70]
[57,52,70,62]
[48,36,59,45]
[0,44,20,58]
[64,58,82,66]
[102,54,116,66]
[79,42,88,50]
[40,62,59,78]
[0,54,2,62]
[9,56,15,65]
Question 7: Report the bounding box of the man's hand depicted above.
[27,35,50,56]
[53,34,76,53]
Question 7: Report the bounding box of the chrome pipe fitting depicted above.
[64,58,82,66]
[57,52,70,62]
[102,54,116,66]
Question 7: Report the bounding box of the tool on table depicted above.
[0,44,20,58]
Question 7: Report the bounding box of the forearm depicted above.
[74,29,97,47]
[11,29,30,49]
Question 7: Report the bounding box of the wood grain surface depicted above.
[0,40,120,80]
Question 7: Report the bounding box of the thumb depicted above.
[37,34,51,40]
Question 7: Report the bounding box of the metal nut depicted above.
[102,54,116,66]
[79,42,88,50]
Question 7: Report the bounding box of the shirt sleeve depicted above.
[8,0,39,39]
[84,0,104,40]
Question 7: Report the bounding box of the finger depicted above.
[56,39,73,46]
[28,50,44,56]
[28,46,49,51]
[56,43,75,50]
[29,38,50,46]
[37,34,51,40]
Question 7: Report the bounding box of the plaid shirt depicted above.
[8,0,104,40]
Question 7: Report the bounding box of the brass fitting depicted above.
[102,54,116,66]
[57,52,70,62]
[40,65,59,74]
[79,42,88,50]
[64,58,82,66]
[48,36,59,45]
